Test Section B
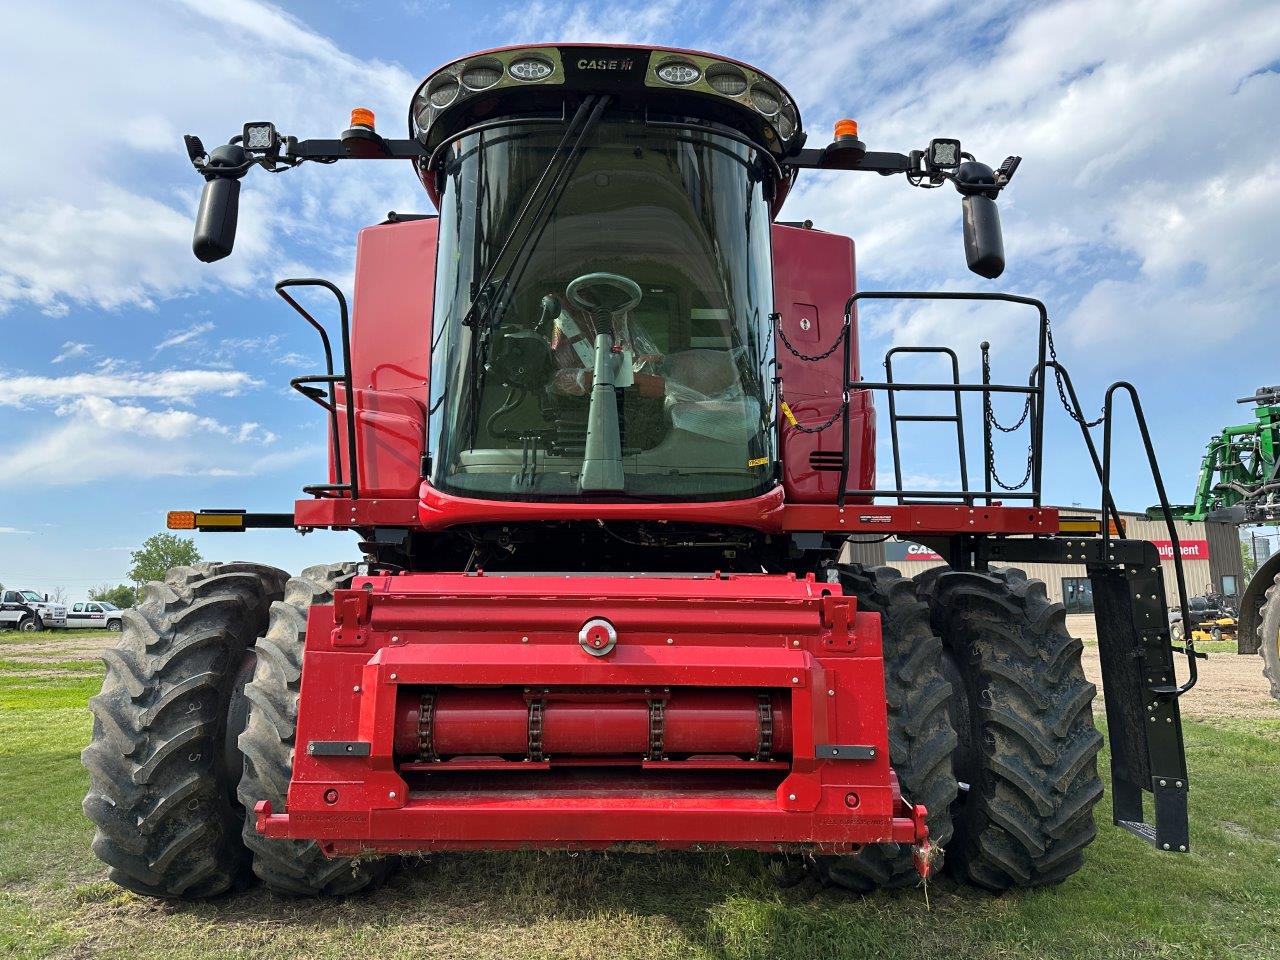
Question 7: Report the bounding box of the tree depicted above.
[89,583,139,609]
[127,533,202,587]
[50,586,69,604]
[1241,539,1256,580]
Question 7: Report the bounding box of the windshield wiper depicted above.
[486,94,610,329]
[462,95,611,448]
[462,95,608,332]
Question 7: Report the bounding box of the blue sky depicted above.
[2,0,1278,596]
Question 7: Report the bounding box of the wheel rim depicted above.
[19,619,36,632]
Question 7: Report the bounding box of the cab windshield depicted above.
[429,115,776,501]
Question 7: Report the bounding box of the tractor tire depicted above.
[1258,572,1280,701]
[817,565,958,892]
[82,562,288,898]
[918,567,1103,891]
[237,563,394,896]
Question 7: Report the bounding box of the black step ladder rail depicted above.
[883,346,971,505]
[276,278,360,500]
[835,291,1049,508]
[1034,360,1196,851]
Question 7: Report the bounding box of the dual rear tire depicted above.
[821,565,1104,892]
[82,562,390,899]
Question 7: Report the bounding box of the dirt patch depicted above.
[0,632,116,664]
[1068,613,1280,723]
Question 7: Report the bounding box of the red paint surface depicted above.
[253,571,930,853]
[393,688,790,759]
[328,218,435,498]
[772,223,875,503]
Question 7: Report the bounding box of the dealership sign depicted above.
[886,539,1208,563]
[1150,540,1210,561]
[885,541,945,562]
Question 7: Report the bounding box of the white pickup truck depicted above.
[0,589,69,631]
[65,600,125,631]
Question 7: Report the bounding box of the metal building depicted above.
[847,508,1245,612]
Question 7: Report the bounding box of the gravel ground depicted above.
[1069,613,1280,722]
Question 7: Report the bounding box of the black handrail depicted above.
[276,279,359,500]
[885,346,970,504]
[1102,382,1198,694]
[825,291,1050,508]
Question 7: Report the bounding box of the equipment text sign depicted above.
[1150,540,1210,561]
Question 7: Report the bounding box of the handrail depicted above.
[885,346,970,504]
[275,279,359,500]
[820,291,1051,507]
[1102,382,1198,695]
[774,290,1195,696]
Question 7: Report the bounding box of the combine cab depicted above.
[84,44,1199,899]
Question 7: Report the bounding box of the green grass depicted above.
[2,645,1278,959]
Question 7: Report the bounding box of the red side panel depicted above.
[335,219,437,498]
[771,224,875,503]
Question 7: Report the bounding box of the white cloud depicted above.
[0,527,31,535]
[764,0,1280,353]
[0,368,260,408]
[51,342,91,364]
[234,421,278,444]
[154,321,215,354]
[501,0,683,43]
[1,397,301,487]
[0,1,423,316]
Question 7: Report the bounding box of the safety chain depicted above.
[1046,322,1105,428]
[527,697,545,762]
[773,312,849,363]
[647,698,666,761]
[983,347,1032,434]
[755,693,774,762]
[417,690,437,763]
[982,347,1035,491]
[981,313,1103,492]
[988,440,1036,491]
[779,390,849,435]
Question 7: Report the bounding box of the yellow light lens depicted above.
[196,513,244,529]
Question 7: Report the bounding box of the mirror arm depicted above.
[784,148,913,174]
[286,138,429,162]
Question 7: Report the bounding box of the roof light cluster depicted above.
[410,46,802,156]
[647,53,801,148]
[411,47,565,145]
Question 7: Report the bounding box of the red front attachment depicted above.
[254,573,927,855]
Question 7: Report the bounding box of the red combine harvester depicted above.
[84,44,1199,899]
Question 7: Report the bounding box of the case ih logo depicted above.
[1150,540,1210,561]
[577,57,636,71]
[885,541,945,562]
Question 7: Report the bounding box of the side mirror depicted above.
[962,194,1005,279]
[193,144,247,263]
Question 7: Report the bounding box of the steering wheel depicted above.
[566,272,643,317]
